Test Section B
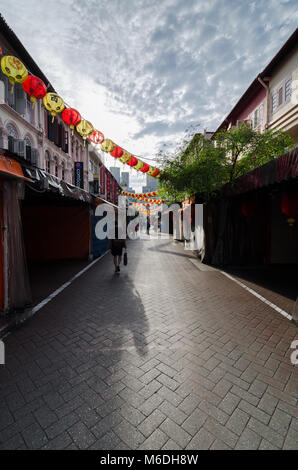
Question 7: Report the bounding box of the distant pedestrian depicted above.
[146,216,150,235]
[108,222,127,273]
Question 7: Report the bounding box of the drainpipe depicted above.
[257,75,269,129]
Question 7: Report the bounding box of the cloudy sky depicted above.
[1,0,298,188]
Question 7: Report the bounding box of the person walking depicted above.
[146,216,150,235]
[108,222,127,273]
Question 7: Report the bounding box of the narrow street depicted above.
[0,236,297,450]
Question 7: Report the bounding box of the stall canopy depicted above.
[23,166,92,203]
[225,147,298,196]
[0,151,33,182]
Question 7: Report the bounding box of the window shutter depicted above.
[4,76,15,107]
[61,126,65,152]
[278,87,283,106]
[25,144,31,162]
[259,104,263,125]
[15,83,26,115]
[48,114,55,142]
[285,78,291,102]
[18,140,25,158]
[31,148,38,166]
[271,92,277,113]
[55,120,59,146]
[254,109,258,128]
[57,123,62,148]
[65,129,69,154]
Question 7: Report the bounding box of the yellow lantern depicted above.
[101,139,115,153]
[1,55,28,93]
[76,120,94,146]
[118,150,131,163]
[43,92,65,122]
[134,160,144,171]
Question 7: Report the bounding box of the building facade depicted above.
[109,166,121,184]
[120,171,129,188]
[0,15,89,190]
[215,28,298,144]
[142,174,158,193]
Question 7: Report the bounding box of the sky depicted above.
[1,0,298,189]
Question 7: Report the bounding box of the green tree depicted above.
[158,125,293,202]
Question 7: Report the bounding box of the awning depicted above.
[90,194,118,208]
[23,166,92,203]
[225,147,298,196]
[0,155,33,182]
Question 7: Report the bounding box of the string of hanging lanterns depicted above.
[0,52,161,177]
[130,202,161,213]
[128,197,163,204]
[122,190,160,197]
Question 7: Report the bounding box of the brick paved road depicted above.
[0,236,297,450]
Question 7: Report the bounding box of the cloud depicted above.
[1,0,298,180]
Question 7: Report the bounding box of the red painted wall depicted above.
[233,87,266,123]
[22,205,90,260]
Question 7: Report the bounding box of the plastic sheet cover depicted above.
[4,180,32,311]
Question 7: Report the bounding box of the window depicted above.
[61,161,65,180]
[6,123,18,139]
[25,92,34,124]
[254,109,258,128]
[278,87,283,107]
[54,157,58,177]
[24,136,32,161]
[24,136,32,148]
[64,129,69,153]
[271,91,277,114]
[285,78,291,102]
[271,76,292,115]
[249,103,263,129]
[45,151,50,173]
[4,76,16,108]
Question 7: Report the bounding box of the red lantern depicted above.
[22,75,47,108]
[152,169,160,177]
[127,156,138,167]
[281,194,298,216]
[110,146,123,158]
[241,201,255,217]
[62,108,81,134]
[140,163,150,173]
[89,130,104,144]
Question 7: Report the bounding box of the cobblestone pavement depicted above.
[0,236,297,450]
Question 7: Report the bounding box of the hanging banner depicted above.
[93,174,99,194]
[74,162,84,188]
[107,171,111,199]
[100,166,105,195]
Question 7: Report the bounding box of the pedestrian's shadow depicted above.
[107,273,149,357]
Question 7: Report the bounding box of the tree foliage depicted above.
[158,125,293,202]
